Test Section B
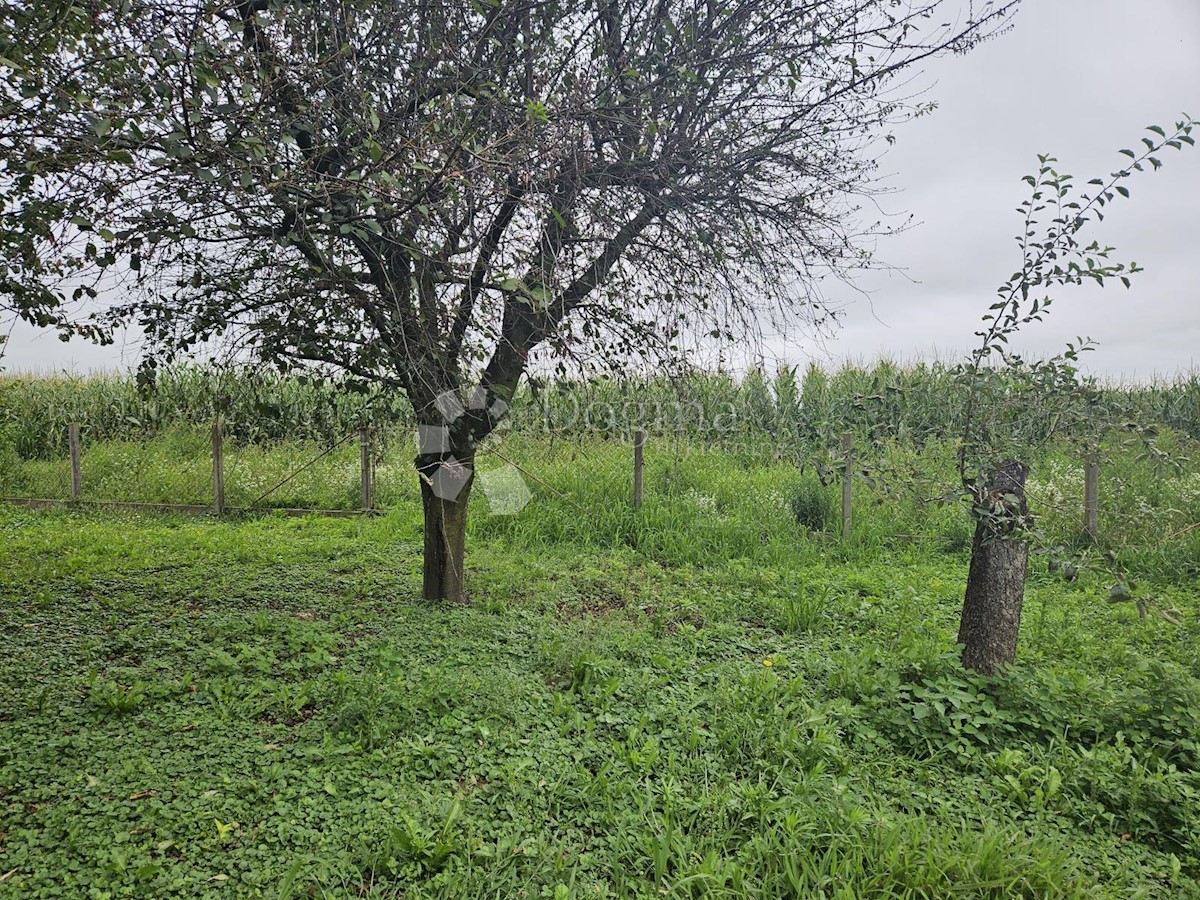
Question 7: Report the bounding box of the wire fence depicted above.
[3,402,1200,564]
[2,415,1190,535]
[1,415,846,517]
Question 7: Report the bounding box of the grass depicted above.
[2,368,1200,896]
[1,466,1199,896]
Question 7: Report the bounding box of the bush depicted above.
[788,477,835,531]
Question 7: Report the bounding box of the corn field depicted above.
[3,362,1200,462]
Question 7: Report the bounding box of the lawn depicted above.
[1,490,1198,897]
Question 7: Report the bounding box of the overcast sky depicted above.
[3,0,1198,378]
[785,0,1200,379]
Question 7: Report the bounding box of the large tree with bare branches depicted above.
[1,0,1018,600]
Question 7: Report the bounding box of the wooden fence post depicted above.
[841,432,853,541]
[212,417,225,515]
[68,423,82,502]
[633,429,645,510]
[360,425,374,511]
[1084,452,1099,541]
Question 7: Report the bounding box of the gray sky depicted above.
[785,0,1200,379]
[3,0,1199,378]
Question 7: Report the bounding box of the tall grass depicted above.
[1,363,1198,581]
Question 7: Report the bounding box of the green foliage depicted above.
[0,366,407,460]
[0,0,1021,476]
[1,469,1199,896]
[0,362,1199,894]
[787,476,836,532]
[87,673,147,715]
[8,363,1200,463]
[955,120,1198,534]
[5,366,1200,573]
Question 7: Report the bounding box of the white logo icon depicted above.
[419,388,530,514]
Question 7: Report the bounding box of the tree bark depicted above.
[957,460,1030,676]
[417,462,474,604]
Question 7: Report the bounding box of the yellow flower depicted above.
[763,658,773,667]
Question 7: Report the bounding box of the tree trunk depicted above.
[957,460,1030,676]
[417,464,474,604]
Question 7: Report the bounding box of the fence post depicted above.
[841,432,853,541]
[212,416,225,515]
[633,429,645,510]
[1084,452,1099,541]
[360,425,374,512]
[68,423,82,502]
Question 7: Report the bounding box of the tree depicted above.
[954,119,1197,673]
[1,0,116,360]
[1,0,1019,601]
[957,458,1028,675]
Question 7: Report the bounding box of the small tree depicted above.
[1,0,1019,600]
[955,117,1197,674]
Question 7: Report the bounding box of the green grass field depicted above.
[2,426,1200,897]
[3,366,1200,897]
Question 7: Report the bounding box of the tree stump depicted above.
[958,460,1030,675]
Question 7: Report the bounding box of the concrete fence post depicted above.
[360,426,374,511]
[1084,452,1099,541]
[69,423,82,502]
[633,429,646,510]
[212,417,225,515]
[841,432,853,541]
